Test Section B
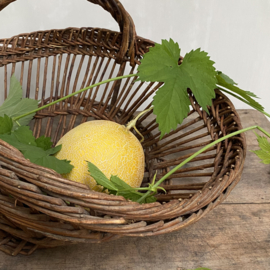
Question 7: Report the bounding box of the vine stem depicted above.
[12,74,137,122]
[137,125,270,203]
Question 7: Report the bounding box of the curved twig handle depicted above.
[0,0,137,65]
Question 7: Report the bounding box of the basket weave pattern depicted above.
[0,0,246,256]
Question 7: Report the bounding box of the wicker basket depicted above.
[0,0,246,256]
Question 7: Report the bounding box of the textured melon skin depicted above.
[55,120,145,190]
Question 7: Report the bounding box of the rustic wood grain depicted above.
[0,203,269,270]
[0,109,269,270]
[224,109,270,204]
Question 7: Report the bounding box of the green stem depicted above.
[15,121,21,127]
[126,106,154,142]
[13,74,136,122]
[135,187,152,191]
[137,125,270,203]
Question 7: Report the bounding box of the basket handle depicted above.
[0,0,137,65]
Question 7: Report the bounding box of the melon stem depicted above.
[126,107,153,142]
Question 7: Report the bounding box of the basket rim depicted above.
[0,90,247,220]
[0,26,155,68]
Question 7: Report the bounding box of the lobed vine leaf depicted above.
[23,147,73,175]
[87,161,157,203]
[0,75,39,127]
[250,133,270,164]
[45,144,62,155]
[110,175,135,191]
[137,39,180,83]
[13,125,37,146]
[0,114,13,134]
[0,125,73,174]
[87,161,118,191]
[216,71,264,111]
[0,75,23,112]
[36,135,53,151]
[152,78,191,138]
[216,70,237,85]
[137,39,217,138]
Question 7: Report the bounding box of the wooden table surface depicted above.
[0,109,269,270]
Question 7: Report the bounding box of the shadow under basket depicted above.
[0,0,246,256]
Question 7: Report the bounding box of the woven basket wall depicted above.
[0,0,246,256]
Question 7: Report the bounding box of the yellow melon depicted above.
[55,120,145,190]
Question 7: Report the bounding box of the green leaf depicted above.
[110,175,135,191]
[217,70,237,85]
[116,190,144,202]
[139,39,216,137]
[216,72,264,111]
[86,165,157,203]
[245,91,260,98]
[0,75,23,113]
[152,79,190,138]
[13,126,37,146]
[87,161,118,191]
[250,133,270,164]
[36,135,53,150]
[23,148,74,174]
[180,49,216,113]
[137,39,180,82]
[0,115,13,134]
[0,126,73,174]
[117,189,156,204]
[45,144,62,155]
[251,149,270,164]
[9,98,39,128]
[110,175,157,203]
[145,195,157,203]
[0,75,39,127]
[0,132,33,151]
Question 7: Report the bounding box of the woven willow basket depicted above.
[0,0,246,256]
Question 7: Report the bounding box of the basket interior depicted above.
[0,27,245,204]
